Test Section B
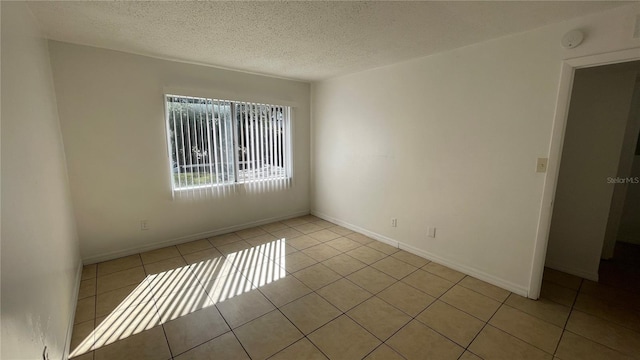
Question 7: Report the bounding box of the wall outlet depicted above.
[427,227,436,238]
[536,158,548,173]
[391,218,398,227]
[140,220,149,231]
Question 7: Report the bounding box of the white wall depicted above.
[48,42,311,262]
[311,4,640,295]
[547,65,638,278]
[1,3,81,359]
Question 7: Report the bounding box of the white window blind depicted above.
[165,95,292,197]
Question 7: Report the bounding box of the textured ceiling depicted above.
[28,1,629,81]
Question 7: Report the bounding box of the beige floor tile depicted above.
[234,310,303,360]
[208,233,243,247]
[282,217,311,227]
[440,285,501,321]
[348,297,411,340]
[489,305,562,354]
[308,315,381,360]
[163,306,230,356]
[270,227,305,240]
[287,235,321,250]
[70,320,95,356]
[316,278,372,312]
[140,246,181,264]
[79,278,96,300]
[423,262,465,283]
[543,268,582,290]
[189,256,236,286]
[75,296,96,324]
[345,232,375,245]
[565,310,640,357]
[574,292,640,332]
[182,248,223,265]
[540,281,577,307]
[257,275,311,307]
[378,281,436,316]
[215,240,252,256]
[95,283,154,318]
[270,338,328,360]
[326,225,354,236]
[308,229,342,242]
[342,232,373,245]
[82,264,97,280]
[417,300,484,347]
[366,241,399,255]
[293,263,341,290]
[92,300,162,349]
[144,265,201,300]
[312,219,335,228]
[235,226,267,239]
[154,284,215,323]
[555,331,635,360]
[143,256,187,275]
[293,222,325,234]
[276,251,318,273]
[260,221,289,233]
[70,351,94,360]
[96,266,147,294]
[345,246,387,264]
[402,269,455,298]
[261,242,298,260]
[580,280,640,310]
[97,255,142,277]
[371,256,418,280]
[459,276,510,302]
[468,325,552,360]
[301,244,341,262]
[245,233,278,247]
[176,239,213,255]
[173,332,249,360]
[347,267,396,294]
[94,325,171,360]
[391,250,430,268]
[364,344,404,360]
[202,270,254,303]
[215,288,275,328]
[459,351,483,360]
[321,253,367,276]
[505,293,571,328]
[280,293,342,334]
[325,237,361,252]
[387,320,464,360]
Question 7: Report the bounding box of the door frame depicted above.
[528,48,640,299]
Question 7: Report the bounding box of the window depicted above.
[164,95,292,193]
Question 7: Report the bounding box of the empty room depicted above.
[2,1,640,360]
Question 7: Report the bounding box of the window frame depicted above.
[163,93,294,194]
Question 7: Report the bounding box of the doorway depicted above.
[528,49,640,300]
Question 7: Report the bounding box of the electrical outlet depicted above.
[427,227,436,238]
[634,15,640,38]
[140,220,149,231]
[536,158,548,173]
[391,218,398,227]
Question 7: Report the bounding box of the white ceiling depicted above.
[28,1,629,81]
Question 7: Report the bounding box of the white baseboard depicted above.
[544,261,599,282]
[63,259,83,360]
[83,210,309,264]
[311,210,529,297]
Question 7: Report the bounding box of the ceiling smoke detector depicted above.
[561,30,585,49]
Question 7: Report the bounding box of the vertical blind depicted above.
[165,95,292,197]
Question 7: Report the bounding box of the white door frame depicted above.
[528,48,640,299]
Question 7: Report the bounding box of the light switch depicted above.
[536,158,548,173]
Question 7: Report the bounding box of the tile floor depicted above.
[70,215,640,360]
